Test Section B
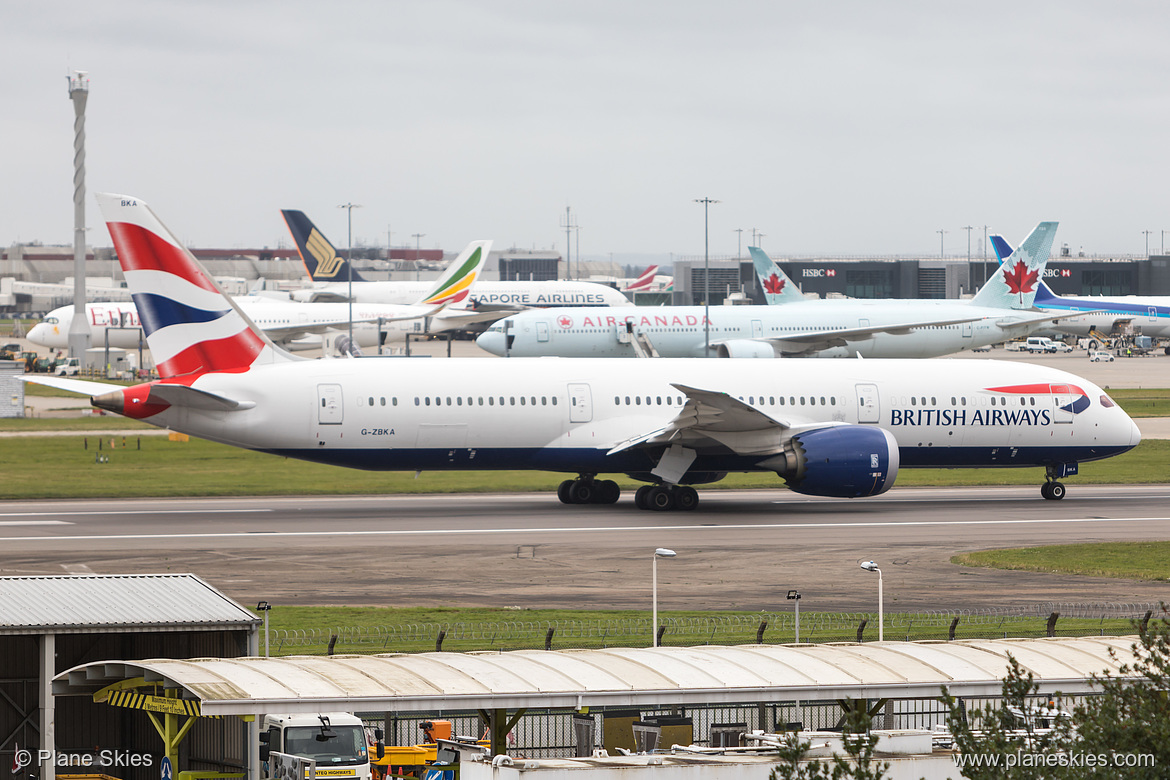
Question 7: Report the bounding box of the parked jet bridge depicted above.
[52,635,1143,780]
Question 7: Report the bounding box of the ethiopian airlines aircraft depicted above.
[283,210,632,309]
[24,194,1140,510]
[27,241,500,353]
[477,223,1081,359]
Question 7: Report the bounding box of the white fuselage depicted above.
[477,300,1058,359]
[295,280,633,308]
[27,298,466,351]
[1038,293,1170,339]
[123,357,1139,478]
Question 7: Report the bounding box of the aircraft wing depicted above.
[996,309,1110,332]
[290,289,351,303]
[607,383,843,458]
[261,305,449,344]
[716,314,990,357]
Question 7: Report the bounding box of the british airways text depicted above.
[890,408,1052,426]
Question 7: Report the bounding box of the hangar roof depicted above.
[0,574,260,635]
[54,636,1140,715]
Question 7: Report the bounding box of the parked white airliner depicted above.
[28,241,500,353]
[991,234,1170,349]
[477,223,1081,359]
[24,194,1140,510]
[283,210,632,309]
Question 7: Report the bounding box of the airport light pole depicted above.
[256,601,272,656]
[963,226,973,292]
[694,198,720,356]
[734,228,743,259]
[937,229,947,261]
[652,548,677,647]
[787,590,801,643]
[338,203,362,352]
[860,561,883,641]
[412,233,425,281]
[1143,230,1152,258]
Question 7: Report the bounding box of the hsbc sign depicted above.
[802,268,838,277]
[1043,268,1072,278]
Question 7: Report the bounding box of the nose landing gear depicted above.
[1041,481,1066,500]
[1041,463,1075,500]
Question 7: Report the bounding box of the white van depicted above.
[1024,337,1058,354]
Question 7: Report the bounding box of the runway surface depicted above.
[3,485,1169,612]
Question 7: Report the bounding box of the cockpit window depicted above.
[43,317,59,325]
[1099,394,1116,408]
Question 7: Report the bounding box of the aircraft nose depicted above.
[1129,416,1143,448]
[476,330,506,356]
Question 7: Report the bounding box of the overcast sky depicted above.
[4,1,1170,262]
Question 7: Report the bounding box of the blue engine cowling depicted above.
[714,340,778,358]
[771,425,899,498]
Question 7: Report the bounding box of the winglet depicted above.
[969,222,1057,310]
[282,209,367,283]
[749,247,805,305]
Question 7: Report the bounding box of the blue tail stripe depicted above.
[131,292,231,336]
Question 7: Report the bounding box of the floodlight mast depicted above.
[859,562,883,641]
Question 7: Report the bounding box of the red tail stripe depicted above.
[106,221,219,293]
[156,330,264,379]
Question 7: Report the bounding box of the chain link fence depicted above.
[265,602,1159,656]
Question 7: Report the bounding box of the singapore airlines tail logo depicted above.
[308,229,344,278]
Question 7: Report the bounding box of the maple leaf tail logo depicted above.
[764,273,786,295]
[1003,258,1038,302]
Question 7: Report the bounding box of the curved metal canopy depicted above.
[54,636,1141,716]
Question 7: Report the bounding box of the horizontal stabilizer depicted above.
[146,384,253,411]
[19,375,122,396]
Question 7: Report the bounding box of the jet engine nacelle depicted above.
[761,425,899,498]
[714,340,777,358]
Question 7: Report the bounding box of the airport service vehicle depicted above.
[1025,337,1058,354]
[1088,351,1114,363]
[26,194,1141,510]
[260,713,372,780]
[478,224,1081,359]
[283,210,631,309]
[27,241,501,354]
[54,357,80,376]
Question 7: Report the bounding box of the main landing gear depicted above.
[557,476,620,505]
[634,484,699,512]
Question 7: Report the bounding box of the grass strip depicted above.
[953,542,1170,581]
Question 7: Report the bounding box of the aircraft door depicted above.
[962,321,973,338]
[1149,307,1158,323]
[318,384,343,424]
[1050,384,1074,424]
[568,383,593,423]
[751,320,763,338]
[537,321,551,342]
[856,383,880,424]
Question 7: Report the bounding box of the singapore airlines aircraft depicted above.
[477,223,1081,359]
[24,194,1140,510]
[991,234,1170,348]
[283,210,633,308]
[27,241,500,353]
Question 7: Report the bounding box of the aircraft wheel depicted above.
[596,480,621,504]
[557,480,575,504]
[1048,481,1066,500]
[635,485,652,510]
[674,486,699,511]
[647,485,675,511]
[569,480,595,504]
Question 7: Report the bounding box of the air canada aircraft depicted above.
[27,240,499,354]
[24,194,1141,510]
[477,223,1086,359]
[991,234,1170,349]
[283,210,633,309]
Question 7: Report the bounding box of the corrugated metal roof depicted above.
[53,636,1142,715]
[0,574,260,634]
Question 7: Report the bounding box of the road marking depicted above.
[0,509,269,518]
[0,520,73,527]
[4,516,1167,542]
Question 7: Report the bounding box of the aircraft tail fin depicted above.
[281,209,367,283]
[415,240,492,306]
[969,222,1057,310]
[991,233,1060,304]
[623,265,659,292]
[97,193,298,380]
[749,247,805,305]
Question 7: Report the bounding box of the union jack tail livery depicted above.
[969,222,1057,310]
[748,247,806,305]
[97,193,295,380]
[623,265,659,292]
